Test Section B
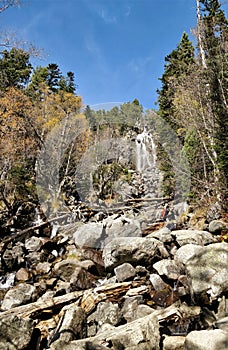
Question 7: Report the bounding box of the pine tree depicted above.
[0,48,32,90]
[157,32,195,128]
[198,0,228,198]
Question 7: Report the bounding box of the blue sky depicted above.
[0,0,200,109]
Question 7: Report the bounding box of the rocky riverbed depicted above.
[0,205,227,350]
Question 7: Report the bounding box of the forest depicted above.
[0,0,227,231]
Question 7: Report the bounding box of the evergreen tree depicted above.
[199,0,228,197]
[157,32,195,129]
[59,71,76,94]
[0,48,32,90]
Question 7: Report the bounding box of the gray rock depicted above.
[103,237,164,270]
[209,220,227,234]
[122,295,144,322]
[74,222,104,249]
[184,329,228,350]
[149,274,167,291]
[153,259,182,280]
[0,314,34,350]
[114,262,136,282]
[25,236,43,251]
[51,305,87,343]
[53,259,97,289]
[186,242,228,299]
[147,227,172,243]
[1,283,36,310]
[163,335,185,350]
[58,311,160,350]
[136,304,153,318]
[95,301,121,327]
[206,202,222,222]
[175,244,203,265]
[104,216,142,244]
[172,230,218,246]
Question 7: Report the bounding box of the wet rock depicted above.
[171,230,218,246]
[163,335,185,350]
[153,259,182,280]
[174,244,202,265]
[186,242,228,299]
[1,282,36,310]
[0,314,34,350]
[209,220,227,234]
[184,329,228,350]
[103,237,164,270]
[114,262,136,282]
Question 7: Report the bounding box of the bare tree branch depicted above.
[0,0,20,14]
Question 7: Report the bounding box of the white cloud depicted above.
[99,8,117,24]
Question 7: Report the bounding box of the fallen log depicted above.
[0,281,144,319]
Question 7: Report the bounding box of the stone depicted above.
[15,267,30,281]
[186,242,228,299]
[25,236,43,252]
[53,259,97,289]
[147,226,172,243]
[51,305,87,344]
[35,261,51,274]
[104,216,142,244]
[174,244,203,265]
[171,230,218,246]
[95,301,121,327]
[61,311,160,350]
[209,220,227,234]
[73,222,104,249]
[206,202,222,222]
[163,335,185,350]
[103,236,164,270]
[136,304,153,318]
[149,273,167,291]
[122,295,144,322]
[0,315,34,350]
[153,259,182,280]
[184,329,228,350]
[1,283,36,310]
[114,262,136,282]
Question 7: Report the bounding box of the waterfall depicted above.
[135,129,157,172]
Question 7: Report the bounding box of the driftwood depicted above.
[0,281,144,319]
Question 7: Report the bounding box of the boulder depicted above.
[149,273,167,291]
[74,222,104,249]
[186,242,228,299]
[153,259,182,280]
[52,311,160,350]
[50,305,87,343]
[184,329,228,350]
[114,262,136,282]
[0,314,34,350]
[103,237,164,270]
[174,244,202,265]
[163,335,185,350]
[1,283,36,310]
[208,220,227,234]
[171,230,218,246]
